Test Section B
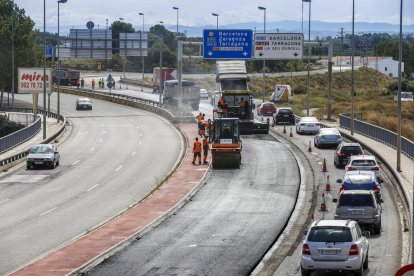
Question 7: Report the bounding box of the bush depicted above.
[0,115,25,138]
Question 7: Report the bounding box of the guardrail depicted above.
[0,109,66,170]
[339,113,414,160]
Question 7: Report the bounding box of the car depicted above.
[296,117,320,134]
[273,107,295,125]
[301,219,369,276]
[256,102,276,116]
[334,190,382,235]
[338,171,383,203]
[314,128,342,148]
[200,89,209,99]
[26,144,60,169]
[334,142,365,168]
[76,97,92,110]
[345,155,383,180]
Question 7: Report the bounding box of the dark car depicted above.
[76,97,92,110]
[257,102,276,116]
[334,142,364,168]
[273,107,295,125]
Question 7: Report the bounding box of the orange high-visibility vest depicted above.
[193,141,202,153]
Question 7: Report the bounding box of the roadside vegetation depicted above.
[0,114,25,138]
[249,67,414,142]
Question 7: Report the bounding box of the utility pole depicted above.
[340,27,344,73]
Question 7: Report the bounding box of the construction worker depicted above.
[218,96,228,115]
[192,137,202,165]
[199,120,206,137]
[207,118,213,138]
[76,79,80,89]
[91,79,95,90]
[196,112,203,134]
[202,136,209,164]
[81,78,85,89]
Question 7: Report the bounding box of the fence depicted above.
[339,113,414,160]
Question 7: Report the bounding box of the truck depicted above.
[162,80,200,111]
[153,67,176,93]
[53,69,80,86]
[270,84,292,103]
[215,60,269,135]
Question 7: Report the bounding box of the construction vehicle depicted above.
[215,60,269,135]
[270,84,292,103]
[53,69,80,86]
[209,109,242,168]
[163,80,201,111]
[152,67,176,93]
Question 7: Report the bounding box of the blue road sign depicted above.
[203,29,253,60]
[45,46,53,58]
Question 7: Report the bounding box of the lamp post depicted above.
[119,17,125,78]
[173,7,179,36]
[351,0,355,135]
[57,0,67,123]
[139,12,145,84]
[11,3,15,108]
[43,0,46,139]
[212,13,219,29]
[159,21,164,104]
[397,0,403,173]
[303,0,311,116]
[258,6,266,96]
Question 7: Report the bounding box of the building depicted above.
[367,57,404,78]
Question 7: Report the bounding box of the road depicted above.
[0,93,182,274]
[269,122,405,275]
[88,133,302,276]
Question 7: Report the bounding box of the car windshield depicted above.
[351,160,376,166]
[308,227,352,243]
[340,194,374,207]
[29,146,53,154]
[322,135,340,140]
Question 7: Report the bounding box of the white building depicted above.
[367,57,404,78]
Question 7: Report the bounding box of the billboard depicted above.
[18,68,52,94]
[69,29,112,59]
[119,32,148,57]
[254,33,304,60]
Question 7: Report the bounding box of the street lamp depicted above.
[397,0,403,173]
[11,3,15,108]
[119,17,125,78]
[57,0,67,123]
[159,21,164,104]
[351,0,355,135]
[303,0,311,116]
[173,7,179,36]
[42,0,47,139]
[212,13,219,29]
[258,6,266,95]
[139,12,145,83]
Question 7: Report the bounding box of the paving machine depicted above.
[209,109,242,168]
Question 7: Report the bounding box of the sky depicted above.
[13,0,414,35]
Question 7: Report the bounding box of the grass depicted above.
[193,67,414,142]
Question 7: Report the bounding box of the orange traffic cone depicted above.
[290,127,293,137]
[308,141,312,152]
[320,193,327,211]
[283,125,287,134]
[325,175,331,191]
[322,158,327,172]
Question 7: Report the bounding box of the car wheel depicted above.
[334,160,338,168]
[301,267,311,276]
[56,160,60,166]
[50,161,56,169]
[363,252,369,269]
[374,220,381,235]
[26,164,31,170]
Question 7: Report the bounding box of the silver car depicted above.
[76,97,92,110]
[27,144,60,169]
[314,128,342,148]
[301,219,369,276]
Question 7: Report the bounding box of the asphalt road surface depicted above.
[88,134,301,276]
[0,93,182,274]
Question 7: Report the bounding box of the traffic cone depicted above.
[325,175,331,191]
[308,141,312,152]
[290,127,293,137]
[283,125,287,134]
[320,193,327,211]
[322,158,327,172]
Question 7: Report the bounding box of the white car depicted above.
[345,155,383,180]
[26,144,60,169]
[200,89,209,99]
[296,117,320,134]
[76,97,93,110]
[301,219,369,276]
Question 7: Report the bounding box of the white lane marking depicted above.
[115,165,123,172]
[79,132,89,135]
[72,160,80,166]
[90,147,95,152]
[87,184,100,192]
[40,207,58,216]
[131,151,136,156]
[188,244,197,247]
[0,199,10,205]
